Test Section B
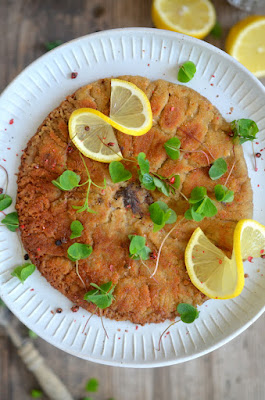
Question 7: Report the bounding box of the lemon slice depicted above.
[109,79,152,136]
[152,0,216,39]
[185,220,265,300]
[68,108,122,163]
[226,16,265,77]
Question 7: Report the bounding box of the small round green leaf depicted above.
[109,161,132,183]
[178,61,196,83]
[67,243,92,261]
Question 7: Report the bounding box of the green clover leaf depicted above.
[231,119,259,144]
[177,303,200,323]
[214,184,234,203]
[109,161,132,183]
[67,243,92,262]
[178,61,196,83]
[0,194,12,211]
[70,220,84,239]
[164,137,181,160]
[209,158,227,180]
[11,263,36,283]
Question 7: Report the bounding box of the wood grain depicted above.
[1,0,265,399]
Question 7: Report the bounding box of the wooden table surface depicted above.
[1,1,265,399]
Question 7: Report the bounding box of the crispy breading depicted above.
[16,76,253,325]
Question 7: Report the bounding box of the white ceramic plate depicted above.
[1,28,265,368]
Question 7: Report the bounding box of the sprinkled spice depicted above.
[169,176,175,184]
[256,153,261,158]
[260,249,264,254]
[244,273,249,278]
[67,145,73,153]
[228,131,234,137]
[150,252,157,260]
[84,126,90,132]
[71,72,78,79]
[248,256,253,262]
[55,240,62,246]
[0,188,3,194]
[71,305,79,313]
[56,308,63,313]
[107,142,115,146]
[24,254,29,260]
[9,119,14,125]
[261,255,265,259]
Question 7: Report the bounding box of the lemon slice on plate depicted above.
[185,220,265,300]
[68,109,122,163]
[152,0,216,39]
[109,79,152,136]
[226,16,265,78]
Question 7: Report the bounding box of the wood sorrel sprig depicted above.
[164,137,181,160]
[209,158,227,180]
[214,184,234,203]
[1,212,19,231]
[11,263,35,283]
[231,119,259,144]
[70,220,84,239]
[178,61,196,83]
[52,153,106,214]
[129,235,151,260]
[149,201,177,232]
[184,186,217,222]
[84,281,115,309]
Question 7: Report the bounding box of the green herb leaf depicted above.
[231,119,259,144]
[109,161,132,183]
[45,40,63,51]
[52,170,81,191]
[11,263,35,283]
[129,235,151,260]
[210,21,222,39]
[177,303,200,323]
[85,378,99,392]
[149,201,177,232]
[186,187,218,221]
[0,194,12,211]
[0,298,5,306]
[137,152,150,174]
[84,281,115,309]
[28,330,38,339]
[153,177,170,196]
[1,211,19,231]
[178,61,196,83]
[70,220,84,239]
[31,389,43,398]
[209,158,227,180]
[164,137,181,160]
[214,184,234,203]
[189,187,207,204]
[142,173,156,190]
[82,397,93,400]
[67,243,92,262]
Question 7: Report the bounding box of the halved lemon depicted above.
[226,16,265,77]
[68,109,122,163]
[152,0,216,39]
[109,79,152,136]
[185,220,265,300]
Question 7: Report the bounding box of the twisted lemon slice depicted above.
[185,220,265,299]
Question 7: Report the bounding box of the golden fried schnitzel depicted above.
[16,76,253,324]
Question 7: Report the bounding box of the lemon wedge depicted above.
[68,108,122,163]
[185,220,265,300]
[226,16,265,77]
[109,79,152,136]
[152,0,216,39]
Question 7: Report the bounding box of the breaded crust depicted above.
[16,76,253,325]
